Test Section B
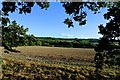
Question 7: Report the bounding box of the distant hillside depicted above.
[35,37,99,48]
[36,37,99,43]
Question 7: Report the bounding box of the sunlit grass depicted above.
[1,46,120,79]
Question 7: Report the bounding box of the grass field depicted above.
[3,46,95,66]
[1,46,120,80]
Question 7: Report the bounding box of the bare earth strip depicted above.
[2,46,95,66]
[2,46,120,79]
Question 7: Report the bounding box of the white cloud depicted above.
[61,33,100,39]
[61,33,82,38]
[61,33,73,38]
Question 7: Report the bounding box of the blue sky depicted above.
[8,2,108,39]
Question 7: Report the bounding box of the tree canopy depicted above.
[2,20,37,53]
[2,2,111,27]
[94,2,120,73]
[1,1,120,75]
[1,2,111,51]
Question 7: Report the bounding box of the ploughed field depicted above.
[1,46,120,80]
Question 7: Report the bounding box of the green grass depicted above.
[1,46,120,79]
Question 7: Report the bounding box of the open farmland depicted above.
[3,46,95,66]
[1,46,120,80]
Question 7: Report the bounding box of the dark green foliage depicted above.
[24,34,37,46]
[35,37,97,48]
[2,2,49,16]
[2,17,10,26]
[2,20,28,52]
[42,42,50,46]
[1,2,111,51]
[105,49,120,66]
[64,18,73,28]
[62,2,109,27]
[1,2,120,79]
[2,2,49,52]
[53,41,73,48]
[2,20,37,52]
[94,2,120,74]
[35,40,42,46]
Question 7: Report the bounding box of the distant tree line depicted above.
[2,20,99,49]
[38,37,98,48]
[2,2,120,78]
[25,36,100,48]
[2,20,99,51]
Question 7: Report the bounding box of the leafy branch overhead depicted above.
[1,2,120,75]
[2,2,50,53]
[2,2,111,27]
[2,2,49,16]
[62,2,110,27]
